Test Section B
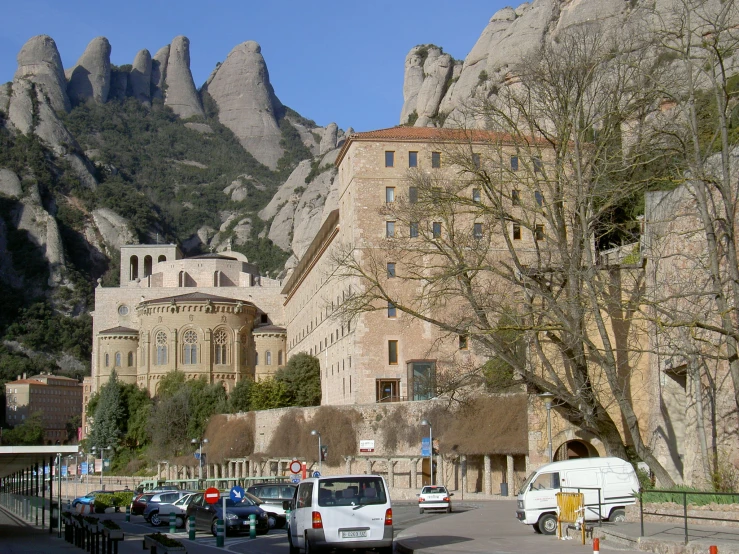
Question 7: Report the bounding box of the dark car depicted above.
[246,483,297,528]
[186,492,269,536]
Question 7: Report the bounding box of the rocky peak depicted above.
[130,49,152,106]
[66,36,112,105]
[150,44,170,100]
[163,36,204,118]
[14,35,70,113]
[202,40,284,169]
[320,123,338,154]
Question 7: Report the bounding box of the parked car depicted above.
[246,483,297,528]
[186,492,269,536]
[147,492,198,527]
[143,491,195,523]
[130,493,154,516]
[286,474,393,554]
[417,485,453,514]
[71,490,106,508]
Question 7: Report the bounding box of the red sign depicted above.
[205,487,220,504]
[289,460,302,474]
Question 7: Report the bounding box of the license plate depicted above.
[340,530,367,538]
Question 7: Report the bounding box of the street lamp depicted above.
[56,452,62,538]
[539,393,554,463]
[191,438,209,483]
[311,430,322,475]
[421,419,433,486]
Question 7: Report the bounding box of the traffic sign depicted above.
[291,477,301,483]
[229,486,245,502]
[289,460,302,474]
[421,437,431,457]
[204,487,220,504]
[313,471,321,478]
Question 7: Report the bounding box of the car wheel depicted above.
[377,547,393,554]
[532,522,542,534]
[419,508,424,514]
[150,512,161,526]
[267,513,277,529]
[610,508,626,523]
[304,531,322,553]
[446,506,451,513]
[287,529,299,554]
[211,519,219,537]
[538,513,558,535]
[175,515,185,528]
[257,526,269,536]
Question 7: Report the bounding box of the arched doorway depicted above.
[554,440,598,461]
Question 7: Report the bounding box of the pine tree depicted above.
[88,370,123,449]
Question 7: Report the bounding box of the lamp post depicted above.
[56,452,62,538]
[421,419,433,486]
[191,438,209,483]
[311,430,322,475]
[539,393,554,463]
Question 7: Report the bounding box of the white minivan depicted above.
[286,474,393,553]
[515,457,639,535]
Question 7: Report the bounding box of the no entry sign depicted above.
[205,487,220,504]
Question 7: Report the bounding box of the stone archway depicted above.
[554,439,599,461]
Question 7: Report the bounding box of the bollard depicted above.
[593,537,600,554]
[710,547,718,554]
[125,506,130,522]
[169,511,176,534]
[249,513,256,539]
[188,515,196,540]
[216,519,225,547]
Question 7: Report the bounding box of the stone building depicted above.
[5,374,82,444]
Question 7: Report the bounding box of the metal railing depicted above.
[559,486,604,526]
[639,489,739,544]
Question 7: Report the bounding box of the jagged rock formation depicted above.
[66,37,111,105]
[14,35,70,113]
[130,49,152,105]
[202,41,283,169]
[401,45,459,127]
[163,36,204,119]
[151,44,169,100]
[320,123,338,155]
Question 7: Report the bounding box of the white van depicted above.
[515,457,639,535]
[286,474,393,554]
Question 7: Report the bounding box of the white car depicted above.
[417,485,453,514]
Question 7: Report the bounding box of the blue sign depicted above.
[312,471,321,478]
[291,477,301,484]
[80,462,88,475]
[229,486,245,502]
[421,437,431,457]
[44,465,50,475]
[61,466,68,477]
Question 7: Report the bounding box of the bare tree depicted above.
[333,26,677,485]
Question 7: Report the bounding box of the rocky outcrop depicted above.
[320,123,338,155]
[151,44,170,100]
[130,49,152,105]
[14,35,70,113]
[202,41,284,169]
[163,36,203,118]
[0,169,23,198]
[91,208,136,250]
[66,37,112,105]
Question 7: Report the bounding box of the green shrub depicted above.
[640,487,739,506]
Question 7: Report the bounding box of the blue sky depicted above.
[0,0,512,132]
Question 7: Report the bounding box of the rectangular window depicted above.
[459,335,469,350]
[533,156,543,173]
[409,186,418,203]
[407,361,436,401]
[432,222,441,238]
[535,224,545,241]
[410,222,419,238]
[472,153,481,168]
[472,188,481,203]
[385,151,395,167]
[385,187,395,203]
[388,302,397,318]
[535,190,544,206]
[513,224,521,240]
[409,151,418,167]
[386,221,395,237]
[511,155,519,171]
[512,190,520,206]
[431,151,441,168]
[388,340,398,364]
[387,262,396,278]
[473,223,483,239]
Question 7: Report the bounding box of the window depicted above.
[432,222,441,238]
[385,187,395,203]
[410,222,419,238]
[431,151,441,168]
[473,223,483,239]
[472,153,481,168]
[388,340,398,364]
[156,331,167,365]
[214,329,228,365]
[115,352,121,366]
[512,190,520,206]
[118,305,129,316]
[409,186,418,204]
[409,151,418,167]
[472,188,481,203]
[535,224,545,241]
[183,329,197,364]
[278,351,283,365]
[511,155,519,171]
[385,151,394,167]
[388,302,397,318]
[376,379,400,403]
[266,351,272,365]
[255,351,259,366]
[535,190,544,206]
[104,353,109,367]
[386,221,395,237]
[459,335,469,350]
[513,224,521,240]
[533,156,543,173]
[407,361,436,401]
[127,352,134,367]
[387,262,396,277]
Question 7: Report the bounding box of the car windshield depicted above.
[244,492,262,504]
[224,497,256,507]
[173,494,193,507]
[422,487,447,494]
[318,477,387,506]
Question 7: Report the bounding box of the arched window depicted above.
[130,256,139,281]
[213,271,220,287]
[104,353,109,367]
[266,351,272,365]
[144,255,153,277]
[115,352,122,366]
[278,351,283,365]
[158,255,166,263]
[156,331,168,365]
[183,329,198,364]
[127,352,134,367]
[214,329,228,365]
[178,271,184,287]
[255,351,259,366]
